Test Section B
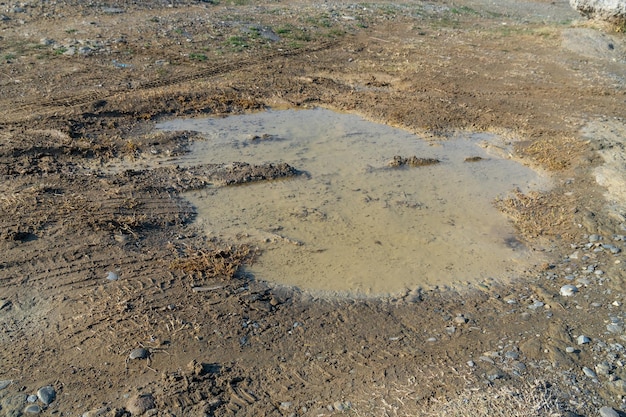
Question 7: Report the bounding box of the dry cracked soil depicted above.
[1,0,626,416]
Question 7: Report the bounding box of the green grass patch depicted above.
[226,35,248,51]
[190,53,208,62]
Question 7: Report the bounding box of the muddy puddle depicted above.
[156,108,550,296]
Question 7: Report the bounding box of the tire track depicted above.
[1,40,338,126]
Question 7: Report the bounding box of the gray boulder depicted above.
[569,0,626,24]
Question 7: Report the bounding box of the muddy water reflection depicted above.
[158,108,549,296]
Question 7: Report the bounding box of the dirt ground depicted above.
[1,0,626,416]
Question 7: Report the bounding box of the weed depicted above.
[169,244,257,279]
[190,53,208,62]
[226,35,248,51]
[450,6,478,15]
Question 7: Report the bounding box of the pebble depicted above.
[0,379,12,390]
[589,234,601,242]
[467,360,475,367]
[36,386,56,405]
[595,361,612,376]
[479,356,495,364]
[454,315,468,324]
[603,244,621,254]
[566,346,576,353]
[23,404,41,414]
[129,347,149,360]
[607,323,624,334]
[106,271,119,281]
[279,402,291,411]
[82,407,109,417]
[333,401,351,411]
[578,335,591,345]
[426,337,437,342]
[560,285,578,297]
[504,351,519,360]
[582,366,597,379]
[27,394,37,403]
[599,406,619,417]
[528,300,544,310]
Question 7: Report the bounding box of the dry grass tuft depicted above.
[495,189,570,239]
[169,244,258,279]
[515,134,588,172]
[421,381,565,417]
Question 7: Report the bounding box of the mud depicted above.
[1,0,626,416]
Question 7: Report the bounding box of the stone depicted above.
[504,351,520,360]
[0,380,11,390]
[23,404,41,414]
[36,386,56,405]
[599,406,619,417]
[560,285,578,297]
[607,323,624,333]
[578,335,591,345]
[127,394,155,415]
[82,407,109,417]
[569,0,626,24]
[596,361,612,375]
[566,346,576,353]
[583,366,598,379]
[607,379,626,395]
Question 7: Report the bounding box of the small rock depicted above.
[27,395,37,403]
[426,337,437,342]
[333,401,351,411]
[599,406,619,417]
[127,394,155,415]
[279,402,291,411]
[607,323,624,333]
[607,379,626,395]
[512,361,526,373]
[589,234,601,242]
[479,356,495,364]
[467,360,475,367]
[107,271,119,281]
[445,326,456,335]
[596,361,612,376]
[560,284,578,297]
[583,366,598,379]
[82,407,109,417]
[36,386,56,405]
[578,335,591,345]
[504,351,519,360]
[528,300,544,310]
[566,346,576,353]
[0,380,12,390]
[454,315,468,324]
[129,347,149,360]
[23,404,41,414]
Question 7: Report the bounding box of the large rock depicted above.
[570,0,626,24]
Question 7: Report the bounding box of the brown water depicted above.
[157,108,549,296]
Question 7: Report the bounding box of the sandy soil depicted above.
[1,0,626,416]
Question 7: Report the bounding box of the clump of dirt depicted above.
[387,155,441,168]
[212,162,300,185]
